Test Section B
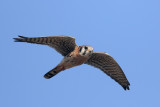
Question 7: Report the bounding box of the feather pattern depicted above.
[85,52,130,90]
[13,35,77,56]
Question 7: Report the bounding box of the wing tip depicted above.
[123,84,130,90]
[13,35,26,42]
[123,87,130,90]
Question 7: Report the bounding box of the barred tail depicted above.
[44,67,62,79]
[13,35,51,44]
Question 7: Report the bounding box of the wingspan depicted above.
[14,35,77,56]
[85,52,130,90]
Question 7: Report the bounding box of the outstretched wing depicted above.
[85,52,130,90]
[14,35,77,56]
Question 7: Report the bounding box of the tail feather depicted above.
[44,68,62,79]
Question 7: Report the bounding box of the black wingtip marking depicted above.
[13,38,22,42]
[123,84,130,90]
[18,35,26,38]
[13,35,26,42]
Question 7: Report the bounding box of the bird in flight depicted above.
[14,35,130,90]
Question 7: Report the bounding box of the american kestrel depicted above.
[14,36,130,90]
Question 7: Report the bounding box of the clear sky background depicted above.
[0,0,160,107]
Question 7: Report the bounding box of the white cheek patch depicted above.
[82,47,85,53]
[79,46,93,56]
[80,48,85,55]
[79,47,86,55]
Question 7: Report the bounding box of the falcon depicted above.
[14,35,130,90]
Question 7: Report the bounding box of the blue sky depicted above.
[0,0,160,107]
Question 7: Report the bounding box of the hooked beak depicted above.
[88,48,93,51]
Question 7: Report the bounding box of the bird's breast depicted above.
[60,55,88,69]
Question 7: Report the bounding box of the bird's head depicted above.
[79,45,93,56]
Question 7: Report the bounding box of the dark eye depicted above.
[84,46,88,50]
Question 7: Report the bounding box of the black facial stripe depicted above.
[83,50,86,55]
[79,47,82,52]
